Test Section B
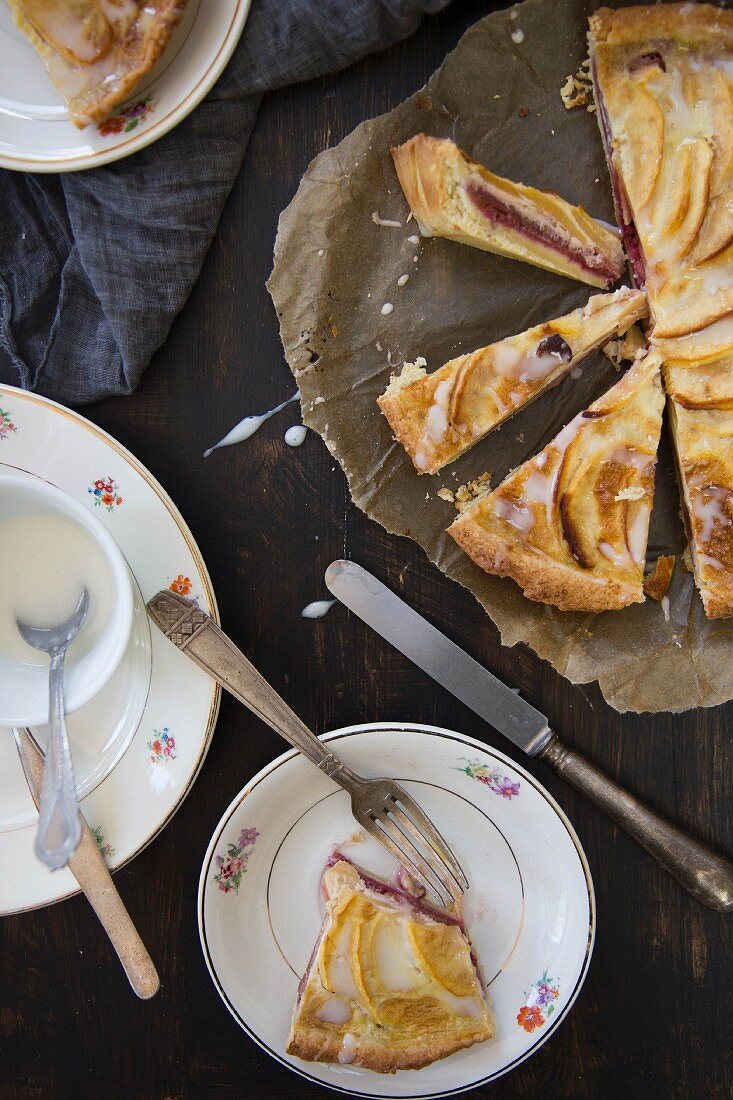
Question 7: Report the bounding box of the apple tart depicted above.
[391,134,625,288]
[378,286,647,475]
[286,859,495,1073]
[589,4,733,341]
[6,0,188,129]
[448,350,665,612]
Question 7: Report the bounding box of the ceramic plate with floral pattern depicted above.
[198,723,595,1098]
[0,0,250,173]
[0,383,220,913]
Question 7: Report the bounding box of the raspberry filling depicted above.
[465,181,619,284]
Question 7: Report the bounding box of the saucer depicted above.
[0,0,250,173]
[198,723,595,1098]
[0,383,220,914]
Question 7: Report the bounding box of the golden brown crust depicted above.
[448,351,665,612]
[285,1023,490,1073]
[7,0,187,128]
[391,134,624,288]
[378,287,647,475]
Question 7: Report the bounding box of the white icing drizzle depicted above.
[284,425,307,447]
[203,392,300,458]
[495,496,535,534]
[661,595,671,622]
[372,211,402,228]
[316,997,352,1026]
[338,1033,359,1064]
[415,378,453,471]
[301,599,337,619]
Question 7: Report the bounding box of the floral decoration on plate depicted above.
[168,574,201,607]
[91,825,115,860]
[459,757,521,799]
[213,827,259,895]
[148,727,177,764]
[88,476,123,511]
[0,407,16,439]
[517,970,560,1032]
[98,96,157,137]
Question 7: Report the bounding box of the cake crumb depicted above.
[437,487,456,503]
[455,473,493,512]
[317,248,325,257]
[644,555,676,601]
[615,486,646,502]
[560,61,593,110]
[518,106,531,118]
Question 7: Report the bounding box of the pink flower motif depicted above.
[213,826,260,895]
[496,778,521,799]
[238,827,259,848]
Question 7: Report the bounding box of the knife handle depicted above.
[539,735,733,912]
[146,591,362,789]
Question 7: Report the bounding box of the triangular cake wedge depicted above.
[448,350,665,612]
[391,135,625,288]
[378,287,647,475]
[665,355,733,617]
[5,0,187,129]
[589,4,733,339]
[286,859,495,1073]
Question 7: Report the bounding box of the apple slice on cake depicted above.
[378,286,647,475]
[448,350,665,612]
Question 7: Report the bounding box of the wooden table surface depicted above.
[2,3,732,1097]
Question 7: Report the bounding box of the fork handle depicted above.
[540,736,733,912]
[35,649,82,870]
[146,592,361,790]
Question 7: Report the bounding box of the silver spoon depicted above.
[17,589,89,870]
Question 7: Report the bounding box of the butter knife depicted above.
[13,728,160,999]
[324,559,733,913]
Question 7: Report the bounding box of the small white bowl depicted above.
[0,471,133,726]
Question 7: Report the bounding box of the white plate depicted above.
[0,0,251,173]
[0,383,220,913]
[198,723,595,1098]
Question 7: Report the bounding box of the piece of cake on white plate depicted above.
[286,857,495,1073]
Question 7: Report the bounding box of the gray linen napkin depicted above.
[0,0,450,406]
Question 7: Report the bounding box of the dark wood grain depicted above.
[2,3,733,1097]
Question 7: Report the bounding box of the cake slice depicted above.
[664,355,733,617]
[378,286,647,475]
[391,134,624,288]
[448,350,665,612]
[588,4,733,338]
[6,0,187,129]
[286,859,495,1073]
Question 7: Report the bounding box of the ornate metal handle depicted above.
[35,649,82,870]
[146,591,361,790]
[539,736,733,912]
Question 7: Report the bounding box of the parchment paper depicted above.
[268,0,732,714]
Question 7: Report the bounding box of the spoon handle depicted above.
[35,650,82,869]
[14,729,160,999]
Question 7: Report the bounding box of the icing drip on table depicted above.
[203,392,300,458]
[301,599,337,619]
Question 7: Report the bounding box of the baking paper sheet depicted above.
[268,0,730,713]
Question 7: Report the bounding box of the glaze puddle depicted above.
[301,600,336,619]
[284,425,307,447]
[203,391,300,458]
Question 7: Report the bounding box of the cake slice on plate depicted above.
[588,3,733,339]
[665,354,733,617]
[6,0,188,129]
[286,858,495,1073]
[391,134,625,288]
[448,350,665,612]
[378,286,647,475]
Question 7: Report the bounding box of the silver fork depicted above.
[146,590,468,907]
[17,589,88,870]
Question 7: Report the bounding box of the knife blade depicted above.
[324,559,733,912]
[325,559,553,755]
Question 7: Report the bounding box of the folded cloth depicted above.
[0,0,450,406]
